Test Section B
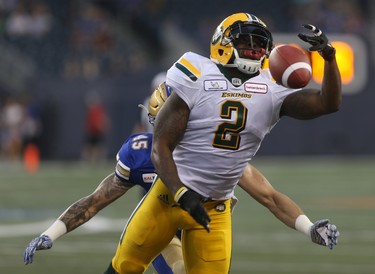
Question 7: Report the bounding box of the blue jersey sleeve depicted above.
[115,133,156,192]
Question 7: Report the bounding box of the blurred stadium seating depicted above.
[0,0,373,160]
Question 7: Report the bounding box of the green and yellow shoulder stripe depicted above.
[175,56,202,82]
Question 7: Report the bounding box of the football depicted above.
[268,44,312,89]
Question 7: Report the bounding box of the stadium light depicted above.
[311,41,354,85]
[272,34,368,95]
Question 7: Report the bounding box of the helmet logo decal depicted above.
[212,26,223,45]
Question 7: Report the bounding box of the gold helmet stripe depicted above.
[175,57,201,82]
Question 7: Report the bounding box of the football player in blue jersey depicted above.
[24,83,181,274]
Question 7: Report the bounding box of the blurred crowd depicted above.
[0,0,368,79]
[288,0,368,36]
[0,0,371,161]
[0,0,169,79]
[0,94,42,161]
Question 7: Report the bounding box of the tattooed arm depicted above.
[59,172,133,232]
[42,172,133,240]
[24,173,134,264]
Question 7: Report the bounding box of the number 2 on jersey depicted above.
[212,100,247,150]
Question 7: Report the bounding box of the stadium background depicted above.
[0,0,373,159]
[0,0,374,274]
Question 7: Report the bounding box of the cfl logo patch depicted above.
[215,203,226,212]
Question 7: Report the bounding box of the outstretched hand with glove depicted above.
[298,24,336,61]
[310,219,340,250]
[295,215,340,250]
[24,235,53,265]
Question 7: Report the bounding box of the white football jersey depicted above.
[166,52,298,200]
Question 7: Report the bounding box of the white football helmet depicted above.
[210,13,274,74]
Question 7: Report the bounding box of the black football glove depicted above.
[175,187,211,232]
[298,24,336,61]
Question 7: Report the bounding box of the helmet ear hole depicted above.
[218,49,224,56]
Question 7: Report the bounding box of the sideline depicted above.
[0,217,126,237]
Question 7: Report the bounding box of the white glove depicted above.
[24,235,53,264]
[310,219,340,249]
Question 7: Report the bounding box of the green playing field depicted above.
[1,157,374,274]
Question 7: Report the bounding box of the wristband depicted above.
[41,219,67,241]
[174,186,188,202]
[295,215,313,237]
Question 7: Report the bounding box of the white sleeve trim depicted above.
[41,219,67,241]
[295,215,313,237]
[115,161,130,180]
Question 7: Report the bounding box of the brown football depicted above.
[268,44,312,89]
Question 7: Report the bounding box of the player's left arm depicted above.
[238,164,302,228]
[280,25,342,120]
[238,163,340,249]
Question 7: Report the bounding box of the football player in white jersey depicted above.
[23,78,339,274]
[110,12,341,274]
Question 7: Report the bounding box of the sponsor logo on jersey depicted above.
[204,80,228,91]
[244,82,268,94]
[142,173,156,183]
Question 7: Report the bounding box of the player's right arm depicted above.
[24,173,134,265]
[151,92,188,196]
[151,92,211,232]
[59,173,133,233]
[280,25,342,120]
[238,163,339,249]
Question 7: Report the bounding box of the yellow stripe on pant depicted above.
[112,178,232,274]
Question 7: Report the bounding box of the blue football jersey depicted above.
[115,133,156,191]
[115,132,173,274]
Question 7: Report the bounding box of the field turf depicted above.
[1,156,374,274]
